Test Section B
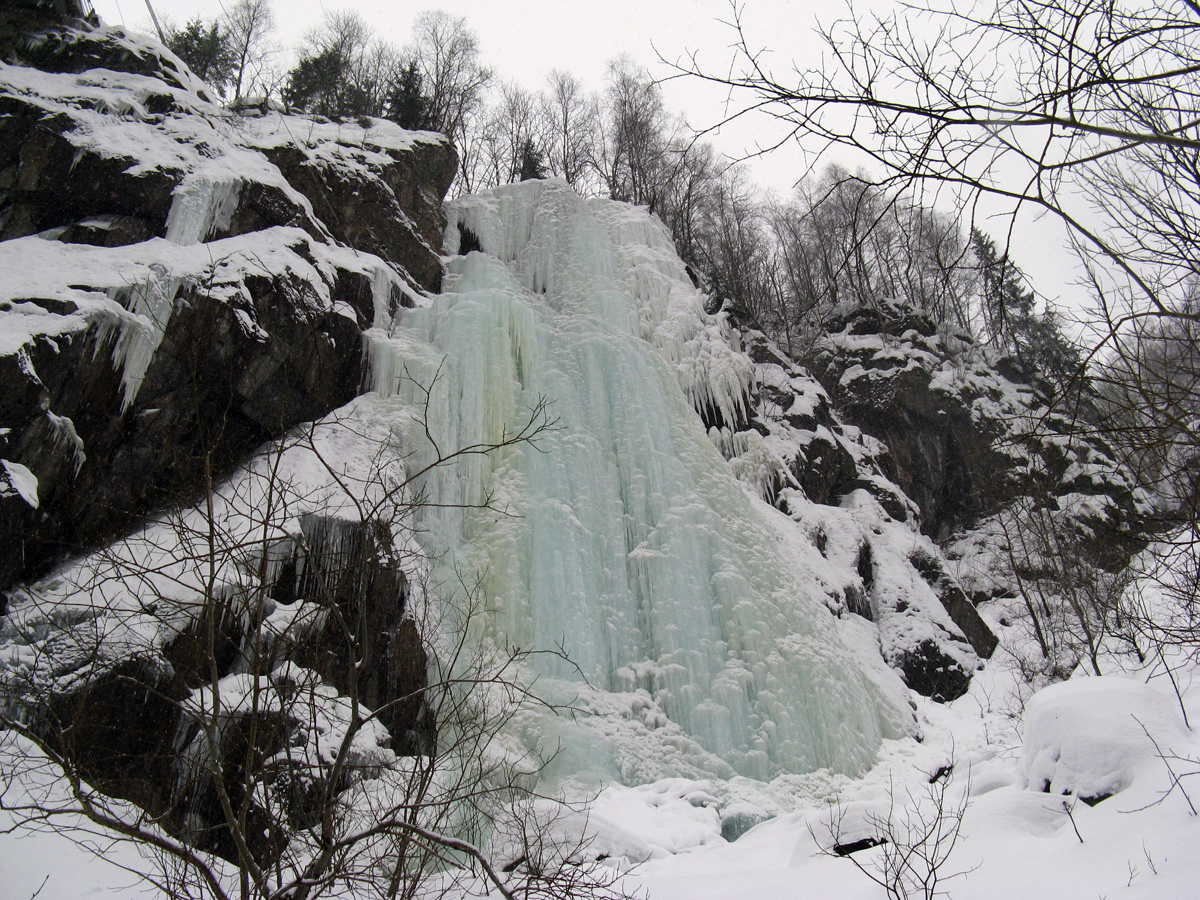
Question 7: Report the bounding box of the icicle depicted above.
[105,176,242,411]
[46,412,86,475]
[164,175,242,246]
[105,264,184,411]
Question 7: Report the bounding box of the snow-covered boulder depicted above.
[1020,676,1190,802]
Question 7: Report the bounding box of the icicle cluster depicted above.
[107,176,241,410]
[367,179,909,781]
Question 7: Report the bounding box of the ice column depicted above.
[368,179,906,779]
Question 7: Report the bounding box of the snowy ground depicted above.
[4,584,1198,900]
[630,643,1200,900]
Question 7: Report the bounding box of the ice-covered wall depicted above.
[367,180,910,780]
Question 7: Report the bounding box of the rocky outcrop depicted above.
[805,298,1145,560]
[709,329,994,702]
[0,23,457,591]
[738,332,914,518]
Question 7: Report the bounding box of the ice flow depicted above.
[367,179,906,780]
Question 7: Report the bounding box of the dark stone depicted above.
[261,134,456,295]
[834,836,886,856]
[790,432,858,506]
[1,251,373,590]
[805,299,1144,570]
[164,606,247,689]
[6,23,200,98]
[41,655,187,815]
[895,638,972,702]
[458,221,483,255]
[908,549,998,659]
[850,477,911,522]
[0,121,179,242]
[0,18,457,590]
[60,214,155,247]
[277,515,433,754]
[170,705,290,865]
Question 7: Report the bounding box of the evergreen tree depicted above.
[167,17,236,96]
[517,137,547,181]
[283,47,370,118]
[973,228,1034,341]
[972,228,1084,393]
[383,60,433,130]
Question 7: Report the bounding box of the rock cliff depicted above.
[0,22,456,592]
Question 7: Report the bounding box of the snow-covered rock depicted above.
[0,20,456,591]
[709,329,994,700]
[806,298,1144,561]
[1021,675,1190,802]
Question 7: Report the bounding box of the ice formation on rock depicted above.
[367,180,909,780]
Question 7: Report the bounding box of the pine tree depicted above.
[517,137,547,181]
[972,228,1084,394]
[283,48,370,119]
[383,61,433,130]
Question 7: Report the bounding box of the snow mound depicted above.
[1021,676,1190,800]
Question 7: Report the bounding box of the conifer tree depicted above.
[972,228,1083,393]
[166,17,236,96]
[384,60,433,130]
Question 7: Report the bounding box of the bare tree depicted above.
[816,770,972,900]
[223,0,275,103]
[284,11,401,118]
[674,0,1200,366]
[0,385,628,900]
[756,166,976,353]
[407,12,492,144]
[540,70,601,192]
[598,56,672,209]
[480,80,544,186]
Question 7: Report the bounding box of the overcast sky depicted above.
[87,0,1090,318]
[87,0,873,192]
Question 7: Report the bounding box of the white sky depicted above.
[89,0,1091,318]
[87,0,875,192]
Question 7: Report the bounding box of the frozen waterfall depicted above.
[367,180,907,780]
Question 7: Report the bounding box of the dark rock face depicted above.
[42,655,188,815]
[722,330,992,702]
[0,22,456,591]
[908,549,998,659]
[892,638,972,703]
[0,234,374,591]
[278,515,433,754]
[805,298,1145,560]
[258,135,456,295]
[804,302,1001,536]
